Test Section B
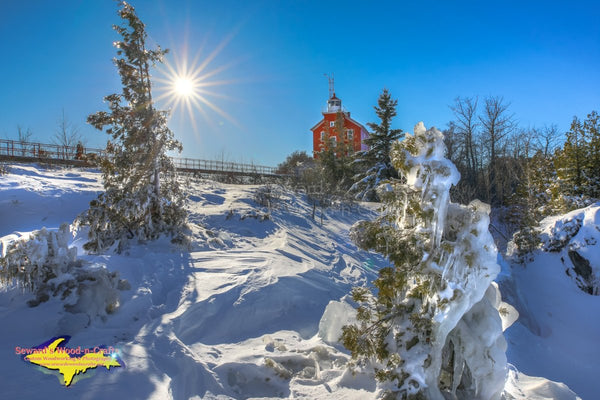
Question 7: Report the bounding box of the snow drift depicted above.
[0,163,586,399]
[502,202,600,400]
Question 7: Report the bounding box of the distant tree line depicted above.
[278,91,598,237]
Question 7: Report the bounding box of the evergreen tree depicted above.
[343,123,505,399]
[506,151,549,262]
[351,89,403,201]
[556,117,587,196]
[554,110,600,203]
[582,111,600,197]
[276,151,314,176]
[276,150,315,189]
[79,1,186,253]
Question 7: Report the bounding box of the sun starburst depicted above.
[174,77,194,97]
[153,35,241,133]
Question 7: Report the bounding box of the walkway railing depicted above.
[0,139,280,177]
[172,157,278,176]
[0,139,105,161]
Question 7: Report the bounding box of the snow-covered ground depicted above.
[501,204,600,400]
[0,163,591,399]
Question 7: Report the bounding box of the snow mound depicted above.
[501,203,600,399]
[504,365,582,400]
[0,222,126,328]
[537,203,600,294]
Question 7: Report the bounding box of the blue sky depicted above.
[1,0,599,166]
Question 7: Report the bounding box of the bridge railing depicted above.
[172,157,278,176]
[0,139,105,161]
[0,139,280,177]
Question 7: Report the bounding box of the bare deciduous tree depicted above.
[534,124,562,157]
[16,125,33,143]
[53,109,83,147]
[479,96,515,204]
[16,125,34,156]
[511,128,536,159]
[450,96,479,186]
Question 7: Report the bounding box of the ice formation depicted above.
[408,123,509,399]
[346,123,510,399]
[318,300,357,344]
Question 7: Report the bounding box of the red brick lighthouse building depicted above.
[310,78,369,158]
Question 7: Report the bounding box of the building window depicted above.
[329,121,335,127]
[320,131,325,141]
[330,136,337,147]
[346,129,354,140]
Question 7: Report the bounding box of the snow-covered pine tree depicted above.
[79,1,186,253]
[343,123,506,399]
[539,110,599,215]
[506,151,547,263]
[351,89,403,201]
[554,111,600,202]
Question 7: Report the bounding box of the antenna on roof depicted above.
[324,73,334,99]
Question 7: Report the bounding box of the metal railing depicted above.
[0,139,105,161]
[172,157,278,176]
[0,139,280,177]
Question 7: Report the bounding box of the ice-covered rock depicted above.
[318,300,357,344]
[535,203,600,295]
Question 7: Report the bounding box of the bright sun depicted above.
[174,77,194,97]
[154,36,241,133]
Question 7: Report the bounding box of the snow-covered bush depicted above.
[0,224,124,318]
[60,266,123,319]
[319,300,357,344]
[254,185,284,210]
[342,123,506,399]
[507,226,541,264]
[79,182,186,253]
[0,224,78,291]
